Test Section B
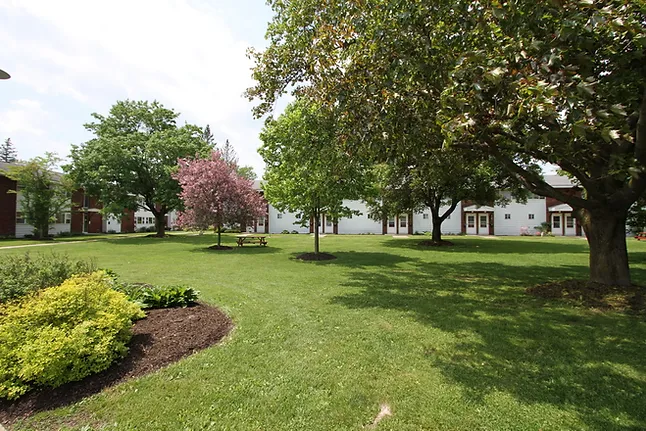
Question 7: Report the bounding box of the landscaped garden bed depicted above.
[0,303,232,425]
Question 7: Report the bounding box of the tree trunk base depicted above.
[208,245,233,251]
[296,252,336,261]
[145,233,168,238]
[527,279,645,313]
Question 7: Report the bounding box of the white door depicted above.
[387,216,397,234]
[552,214,562,236]
[478,213,489,235]
[466,213,477,235]
[399,214,408,234]
[564,213,576,236]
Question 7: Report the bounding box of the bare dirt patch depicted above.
[527,279,645,313]
[296,252,337,261]
[418,240,454,247]
[0,303,233,426]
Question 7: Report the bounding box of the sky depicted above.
[0,0,276,177]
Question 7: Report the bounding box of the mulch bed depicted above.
[0,303,233,426]
[296,252,337,261]
[527,279,646,313]
[208,245,233,250]
[418,240,454,247]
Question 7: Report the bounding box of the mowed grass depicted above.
[3,234,646,431]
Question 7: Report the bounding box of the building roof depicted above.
[463,205,495,212]
[544,174,578,188]
[548,203,573,212]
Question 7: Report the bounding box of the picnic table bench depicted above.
[635,232,646,241]
[236,234,268,247]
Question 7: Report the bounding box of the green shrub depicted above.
[115,283,199,309]
[291,230,299,234]
[137,226,148,233]
[0,271,144,400]
[281,230,290,234]
[0,252,96,303]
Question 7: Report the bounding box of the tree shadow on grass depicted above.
[287,251,413,268]
[383,237,590,254]
[189,245,283,255]
[331,261,646,430]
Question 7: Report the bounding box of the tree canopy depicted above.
[0,138,17,163]
[174,151,266,248]
[6,153,71,239]
[248,0,646,285]
[259,98,371,255]
[66,100,212,237]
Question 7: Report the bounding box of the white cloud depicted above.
[0,99,48,136]
[0,0,271,173]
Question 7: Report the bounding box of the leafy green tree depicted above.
[6,154,71,239]
[0,138,17,163]
[202,124,215,146]
[248,0,646,286]
[367,148,528,244]
[259,99,369,256]
[66,100,212,237]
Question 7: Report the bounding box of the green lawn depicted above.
[0,232,179,248]
[3,234,646,431]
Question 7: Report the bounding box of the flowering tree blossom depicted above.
[174,151,266,247]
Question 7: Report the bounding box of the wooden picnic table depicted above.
[635,232,646,241]
[236,234,268,247]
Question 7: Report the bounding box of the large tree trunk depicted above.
[431,213,442,243]
[312,208,322,254]
[217,223,222,247]
[154,213,166,237]
[578,208,631,286]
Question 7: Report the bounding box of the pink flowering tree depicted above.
[174,151,266,248]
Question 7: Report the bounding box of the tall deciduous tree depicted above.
[259,99,370,256]
[66,100,212,237]
[247,0,646,286]
[0,138,17,163]
[6,154,71,239]
[217,139,257,180]
[174,151,266,248]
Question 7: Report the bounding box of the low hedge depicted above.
[0,271,144,400]
[115,283,199,309]
[0,252,96,303]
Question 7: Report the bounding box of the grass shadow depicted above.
[287,251,413,268]
[331,261,646,430]
[383,237,590,254]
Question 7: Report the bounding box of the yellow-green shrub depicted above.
[0,271,145,400]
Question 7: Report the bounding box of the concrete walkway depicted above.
[0,240,102,250]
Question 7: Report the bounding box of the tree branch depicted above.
[485,143,592,209]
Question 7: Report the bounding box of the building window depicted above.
[553,215,561,229]
[504,214,511,220]
[258,217,265,226]
[528,214,535,220]
[326,219,332,227]
[277,213,283,219]
[16,211,26,224]
[388,217,395,228]
[83,195,91,208]
[467,215,475,228]
[480,215,488,228]
[146,217,155,224]
[423,213,429,219]
[566,215,574,228]
[137,216,143,224]
[55,212,71,224]
[399,215,407,228]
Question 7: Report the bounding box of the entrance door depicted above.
[466,213,477,235]
[478,213,489,236]
[83,213,89,233]
[552,214,562,236]
[399,214,408,234]
[564,213,576,236]
[387,216,397,234]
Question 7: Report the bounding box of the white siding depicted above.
[15,223,71,238]
[337,200,382,234]
[494,199,547,236]
[104,215,122,233]
[268,207,310,234]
